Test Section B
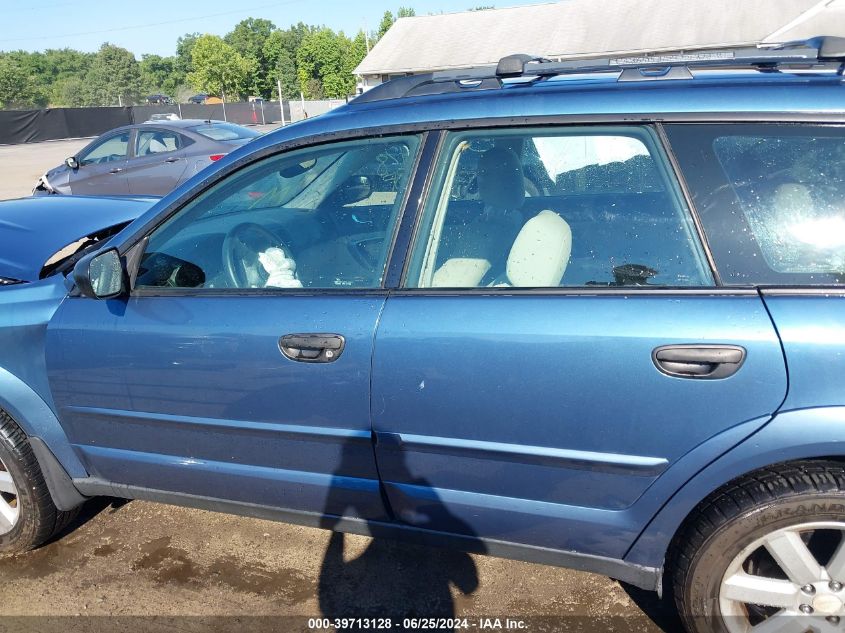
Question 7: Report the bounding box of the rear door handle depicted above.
[163,157,180,163]
[279,334,345,363]
[653,345,746,379]
[109,168,123,174]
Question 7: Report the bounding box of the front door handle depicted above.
[163,157,180,163]
[109,167,123,174]
[653,345,746,379]
[279,334,345,363]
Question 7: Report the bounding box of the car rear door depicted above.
[666,122,845,416]
[125,128,190,195]
[371,124,788,561]
[45,133,427,521]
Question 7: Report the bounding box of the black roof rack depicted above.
[352,36,845,105]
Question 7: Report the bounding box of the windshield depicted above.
[189,122,260,142]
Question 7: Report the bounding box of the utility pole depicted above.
[221,72,227,122]
[278,78,285,126]
[364,18,370,53]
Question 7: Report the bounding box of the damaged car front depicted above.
[0,195,156,407]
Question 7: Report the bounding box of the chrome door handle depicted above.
[653,345,746,379]
[109,168,123,174]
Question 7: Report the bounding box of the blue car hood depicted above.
[0,195,158,282]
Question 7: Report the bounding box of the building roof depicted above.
[354,0,845,76]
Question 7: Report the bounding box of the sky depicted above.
[2,0,546,57]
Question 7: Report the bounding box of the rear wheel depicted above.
[672,461,845,633]
[0,410,78,554]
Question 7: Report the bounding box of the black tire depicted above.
[0,410,79,554]
[671,461,845,633]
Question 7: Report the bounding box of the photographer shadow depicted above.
[318,439,482,631]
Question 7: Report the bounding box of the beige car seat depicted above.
[432,210,572,288]
[500,210,572,287]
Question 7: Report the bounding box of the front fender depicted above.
[625,406,845,568]
[0,366,87,479]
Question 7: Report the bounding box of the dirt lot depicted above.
[0,137,677,632]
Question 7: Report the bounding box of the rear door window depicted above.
[666,124,845,285]
[405,126,713,288]
[135,129,182,156]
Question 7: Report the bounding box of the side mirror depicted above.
[72,248,125,299]
[65,156,79,170]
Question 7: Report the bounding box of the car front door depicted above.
[125,128,190,195]
[45,133,425,521]
[371,125,788,560]
[70,130,130,195]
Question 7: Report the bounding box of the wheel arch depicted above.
[625,406,845,571]
[0,366,88,483]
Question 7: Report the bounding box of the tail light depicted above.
[209,154,226,162]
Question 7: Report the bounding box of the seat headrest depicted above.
[506,210,572,287]
[773,183,812,215]
[478,147,525,210]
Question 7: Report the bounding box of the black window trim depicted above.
[128,130,433,297]
[107,111,845,299]
[397,121,720,292]
[663,121,845,292]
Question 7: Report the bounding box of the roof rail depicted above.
[352,36,845,105]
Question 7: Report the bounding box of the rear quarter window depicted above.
[190,122,260,141]
[666,124,845,285]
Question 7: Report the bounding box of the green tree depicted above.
[345,30,369,79]
[53,76,86,107]
[140,54,181,96]
[377,11,394,39]
[187,34,253,100]
[174,32,200,78]
[269,47,299,100]
[225,17,277,97]
[80,43,142,106]
[297,28,356,99]
[0,57,44,108]
[264,23,314,99]
[397,6,416,17]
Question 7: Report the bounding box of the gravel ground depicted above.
[0,134,679,633]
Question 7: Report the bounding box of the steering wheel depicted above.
[222,222,290,288]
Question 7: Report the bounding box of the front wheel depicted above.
[0,410,78,554]
[672,461,845,633]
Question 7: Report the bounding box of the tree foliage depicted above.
[79,43,143,106]
[0,57,43,108]
[0,7,419,108]
[187,34,253,99]
[225,18,277,97]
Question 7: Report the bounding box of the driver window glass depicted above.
[406,126,712,289]
[135,135,421,290]
[80,132,130,165]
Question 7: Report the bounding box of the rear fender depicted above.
[625,406,845,568]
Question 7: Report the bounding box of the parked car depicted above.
[187,93,208,104]
[145,113,180,122]
[5,37,845,633]
[33,120,261,197]
[146,94,174,105]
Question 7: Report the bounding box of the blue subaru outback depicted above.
[1,37,845,633]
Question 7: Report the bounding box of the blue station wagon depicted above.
[2,37,845,633]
